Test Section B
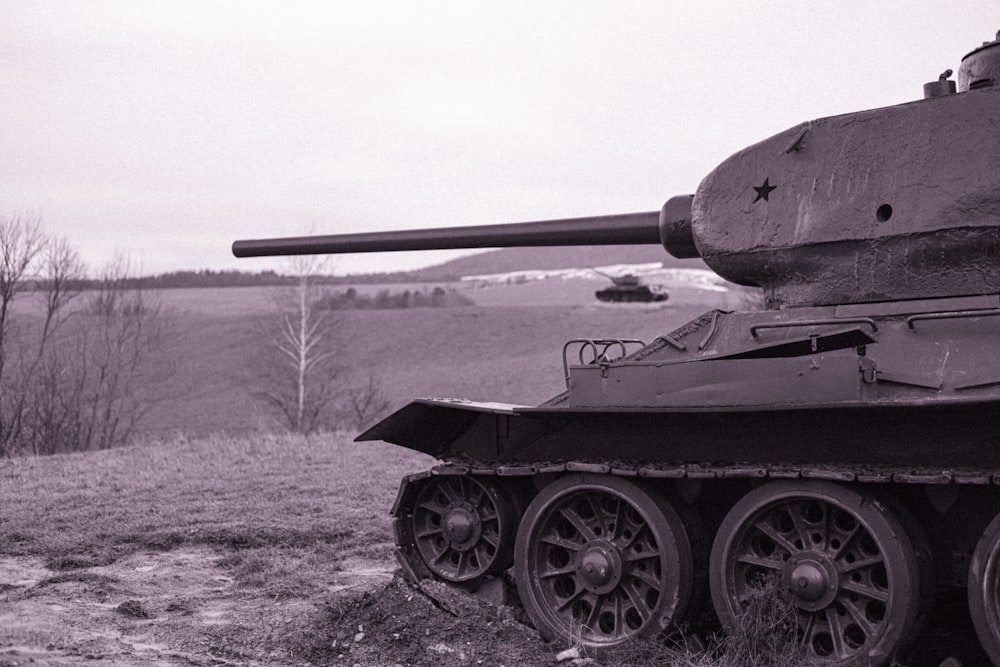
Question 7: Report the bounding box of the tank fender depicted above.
[354,398,554,459]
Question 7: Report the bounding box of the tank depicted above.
[234,33,1000,666]
[593,271,669,303]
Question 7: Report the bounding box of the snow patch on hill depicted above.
[460,263,731,292]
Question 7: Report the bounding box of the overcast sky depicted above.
[2,1,997,275]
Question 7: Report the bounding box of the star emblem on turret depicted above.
[753,178,777,203]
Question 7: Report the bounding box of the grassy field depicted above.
[0,433,430,569]
[141,279,744,437]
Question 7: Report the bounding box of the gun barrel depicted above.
[232,212,662,258]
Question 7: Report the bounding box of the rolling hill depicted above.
[403,244,709,281]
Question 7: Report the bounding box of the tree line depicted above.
[22,267,465,291]
[313,286,473,310]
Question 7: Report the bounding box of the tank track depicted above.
[418,459,1000,485]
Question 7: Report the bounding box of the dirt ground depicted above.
[1,545,994,667]
[0,546,381,666]
[0,547,556,667]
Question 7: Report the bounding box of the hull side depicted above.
[359,398,1000,469]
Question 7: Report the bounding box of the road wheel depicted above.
[410,476,518,582]
[514,474,692,650]
[969,511,1000,665]
[710,481,924,666]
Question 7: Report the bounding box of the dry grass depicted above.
[596,585,805,667]
[0,431,433,578]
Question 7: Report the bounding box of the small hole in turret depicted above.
[875,204,893,222]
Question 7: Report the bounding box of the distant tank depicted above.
[234,33,1000,666]
[593,271,669,303]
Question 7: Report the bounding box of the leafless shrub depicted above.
[339,372,390,431]
[0,215,171,456]
[25,258,171,454]
[604,584,804,667]
[719,584,801,667]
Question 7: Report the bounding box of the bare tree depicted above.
[255,256,341,434]
[0,216,44,382]
[3,235,85,455]
[0,214,170,456]
[53,258,167,452]
[0,216,51,455]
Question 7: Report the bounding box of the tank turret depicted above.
[608,273,638,286]
[235,35,1000,667]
